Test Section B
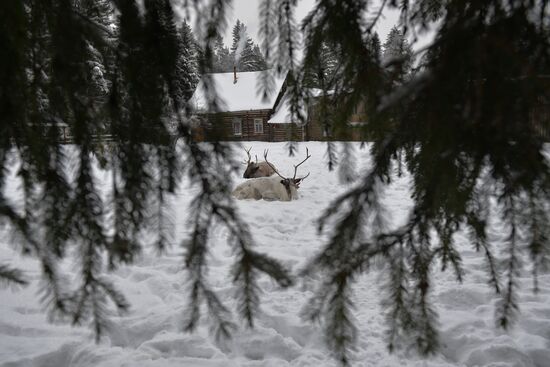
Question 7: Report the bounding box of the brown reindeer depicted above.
[242,147,277,178]
[233,148,311,201]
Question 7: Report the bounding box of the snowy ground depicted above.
[1,142,549,367]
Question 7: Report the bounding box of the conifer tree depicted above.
[230,19,245,59]
[1,0,291,344]
[238,37,267,71]
[177,20,199,101]
[302,41,340,89]
[213,34,232,72]
[228,19,268,72]
[79,0,115,117]
[382,26,413,83]
[79,0,114,27]
[369,32,381,65]
[252,44,268,70]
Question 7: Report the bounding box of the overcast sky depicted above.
[177,0,433,52]
[221,0,401,44]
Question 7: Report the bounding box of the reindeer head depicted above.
[242,147,260,178]
[242,147,277,178]
[263,148,311,199]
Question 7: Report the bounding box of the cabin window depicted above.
[254,118,263,133]
[233,118,242,136]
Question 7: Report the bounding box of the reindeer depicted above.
[232,148,311,201]
[242,147,277,178]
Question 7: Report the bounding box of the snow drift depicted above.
[0,142,549,367]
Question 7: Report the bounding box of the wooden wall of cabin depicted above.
[199,110,307,142]
[306,119,367,141]
[195,99,372,142]
[305,118,326,141]
[305,102,369,141]
[201,110,272,141]
[269,123,305,142]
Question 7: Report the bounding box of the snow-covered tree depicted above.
[229,19,267,71]
[176,20,199,101]
[213,34,232,72]
[302,41,340,89]
[252,44,268,70]
[79,0,114,27]
[237,37,267,71]
[369,32,381,65]
[382,26,413,83]
[230,19,246,60]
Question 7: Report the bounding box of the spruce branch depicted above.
[495,210,522,329]
[326,142,338,172]
[384,242,413,353]
[0,264,28,287]
[232,250,260,327]
[527,197,550,292]
[203,286,237,340]
[325,273,357,366]
[181,138,292,338]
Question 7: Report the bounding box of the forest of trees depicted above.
[211,19,268,73]
[303,29,412,89]
[1,1,550,366]
[177,18,268,100]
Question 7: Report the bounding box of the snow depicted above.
[1,142,550,367]
[267,93,306,124]
[267,89,334,124]
[190,71,285,113]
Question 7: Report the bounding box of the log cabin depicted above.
[190,68,301,142]
[189,68,369,142]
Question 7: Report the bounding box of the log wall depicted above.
[202,110,273,141]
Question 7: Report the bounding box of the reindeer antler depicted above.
[243,146,252,165]
[263,149,286,180]
[293,147,311,180]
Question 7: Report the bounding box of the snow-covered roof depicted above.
[267,88,334,124]
[267,92,307,124]
[191,70,286,113]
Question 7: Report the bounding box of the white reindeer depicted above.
[232,148,311,201]
[242,146,277,178]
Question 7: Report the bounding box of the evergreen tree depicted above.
[382,26,413,83]
[302,41,340,89]
[320,42,340,86]
[79,0,116,120]
[230,19,245,59]
[252,44,268,70]
[79,0,114,28]
[275,0,550,364]
[369,32,381,65]
[177,20,199,101]
[238,37,267,71]
[228,19,268,72]
[1,0,291,343]
[213,34,232,72]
